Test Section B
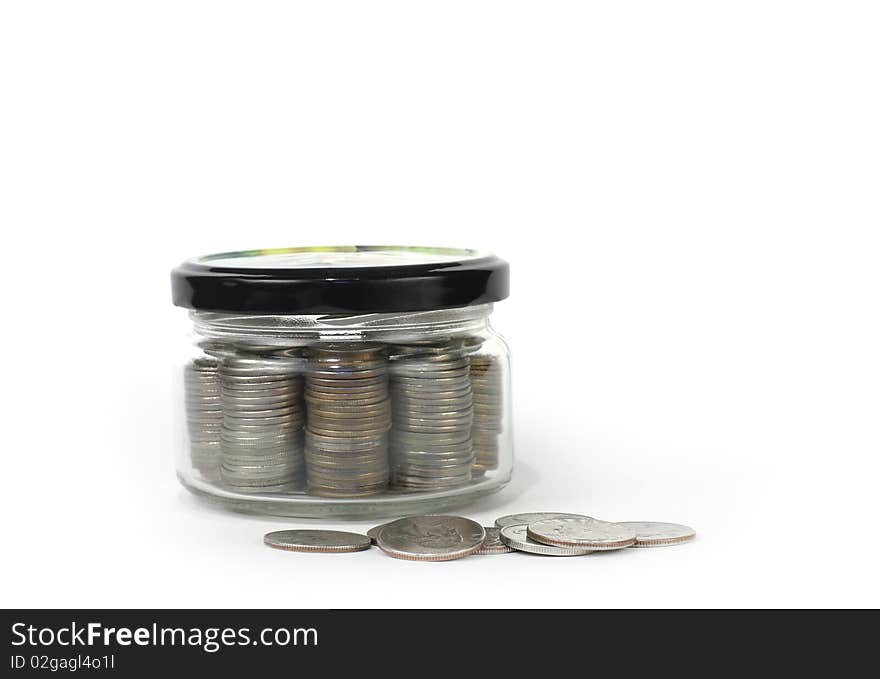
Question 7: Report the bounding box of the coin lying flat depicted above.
[366,523,389,545]
[616,521,696,547]
[475,527,514,554]
[376,515,485,562]
[263,529,371,553]
[527,517,636,550]
[494,512,593,529]
[499,524,594,557]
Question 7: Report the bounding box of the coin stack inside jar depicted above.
[467,349,503,476]
[183,357,223,480]
[218,351,306,492]
[304,344,391,497]
[388,340,475,491]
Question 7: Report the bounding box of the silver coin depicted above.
[307,342,385,354]
[390,435,473,448]
[222,460,303,473]
[367,523,389,544]
[306,451,389,467]
[221,365,299,378]
[224,411,303,425]
[615,521,696,547]
[308,426,391,440]
[263,529,371,553]
[308,473,389,487]
[307,415,391,431]
[390,363,471,376]
[306,378,388,391]
[527,517,637,550]
[220,381,298,392]
[391,375,472,388]
[307,403,390,417]
[394,422,474,434]
[499,524,595,557]
[220,395,302,408]
[307,352,386,363]
[393,457,475,471]
[304,394,389,408]
[223,476,299,491]
[393,406,473,419]
[475,527,514,555]
[307,368,388,381]
[393,472,472,483]
[306,485,387,498]
[494,512,593,528]
[306,430,388,448]
[391,383,472,396]
[376,515,485,561]
[306,380,388,393]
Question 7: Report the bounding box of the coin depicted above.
[263,529,371,553]
[366,523,389,544]
[527,517,637,550]
[376,515,485,561]
[476,527,514,554]
[494,512,593,528]
[498,524,595,556]
[616,521,696,547]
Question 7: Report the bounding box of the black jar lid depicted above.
[171,246,510,314]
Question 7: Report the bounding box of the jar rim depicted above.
[171,245,509,314]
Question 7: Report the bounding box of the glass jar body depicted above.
[175,304,512,519]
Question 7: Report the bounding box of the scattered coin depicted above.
[498,524,595,557]
[494,512,593,528]
[263,529,372,553]
[376,515,485,562]
[476,527,514,554]
[366,523,389,545]
[527,517,637,550]
[616,521,696,547]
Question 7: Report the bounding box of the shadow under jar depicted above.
[171,246,513,519]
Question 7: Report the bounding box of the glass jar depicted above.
[170,246,512,519]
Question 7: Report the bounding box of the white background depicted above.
[2,2,878,608]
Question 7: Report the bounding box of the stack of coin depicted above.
[388,340,475,490]
[304,344,391,497]
[218,352,306,492]
[467,349,504,476]
[183,357,222,480]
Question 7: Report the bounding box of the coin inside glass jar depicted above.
[304,344,391,497]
